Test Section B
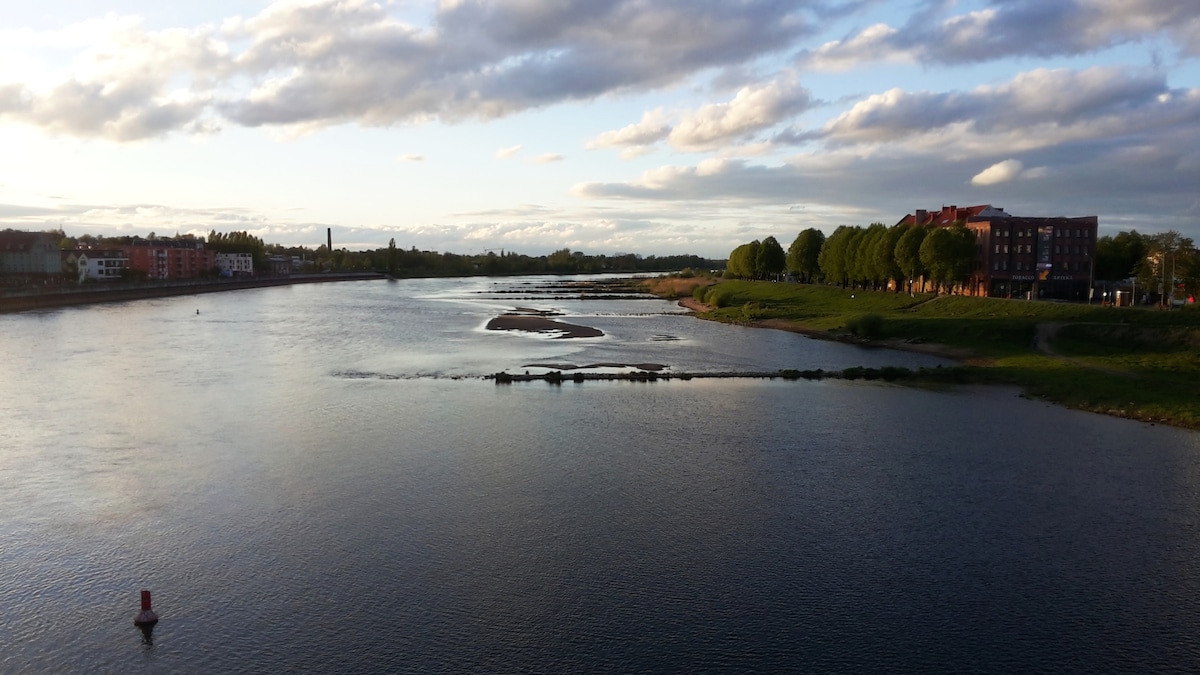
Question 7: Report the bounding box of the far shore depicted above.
[0,273,385,313]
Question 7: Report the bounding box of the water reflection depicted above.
[1,278,1198,672]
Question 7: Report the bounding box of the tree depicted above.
[895,225,929,295]
[1141,230,1195,306]
[872,224,907,292]
[726,240,761,279]
[854,223,887,289]
[842,227,866,288]
[787,228,825,282]
[818,226,853,287]
[387,238,398,276]
[757,236,787,280]
[920,226,975,294]
[1095,230,1147,281]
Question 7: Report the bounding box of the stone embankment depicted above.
[0,273,384,313]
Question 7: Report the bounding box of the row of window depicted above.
[992,228,1092,238]
[993,244,1091,255]
[992,260,1091,272]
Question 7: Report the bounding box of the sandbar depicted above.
[486,314,603,338]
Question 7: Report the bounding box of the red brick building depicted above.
[120,239,216,280]
[897,205,1098,300]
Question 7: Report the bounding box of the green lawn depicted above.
[673,279,1200,428]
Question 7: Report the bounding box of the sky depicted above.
[0,0,1198,258]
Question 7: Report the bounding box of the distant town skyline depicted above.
[1,0,1197,258]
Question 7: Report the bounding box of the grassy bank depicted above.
[654,277,1200,429]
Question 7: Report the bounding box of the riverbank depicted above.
[0,272,385,313]
[667,279,1200,429]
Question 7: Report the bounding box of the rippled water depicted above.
[2,277,1199,672]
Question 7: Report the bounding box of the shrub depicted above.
[705,286,734,308]
[741,301,765,321]
[846,313,884,338]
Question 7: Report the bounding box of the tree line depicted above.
[727,223,978,295]
[727,224,1200,302]
[1095,229,1199,303]
[46,229,720,278]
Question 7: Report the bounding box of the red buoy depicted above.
[134,590,159,626]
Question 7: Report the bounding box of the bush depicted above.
[741,301,765,321]
[705,286,734,308]
[846,313,884,338]
[692,285,707,301]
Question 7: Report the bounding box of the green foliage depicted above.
[726,240,761,279]
[1095,230,1148,281]
[894,225,929,293]
[787,228,825,282]
[705,285,736,308]
[758,236,787,279]
[918,225,975,294]
[846,313,884,337]
[872,224,907,291]
[818,225,854,287]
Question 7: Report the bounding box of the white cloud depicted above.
[398,153,425,162]
[668,77,813,152]
[797,0,1200,69]
[971,159,1024,186]
[495,144,521,159]
[530,153,564,164]
[587,75,814,157]
[821,68,1195,154]
[585,108,671,157]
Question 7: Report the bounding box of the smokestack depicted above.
[327,228,332,251]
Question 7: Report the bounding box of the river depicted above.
[1,276,1198,672]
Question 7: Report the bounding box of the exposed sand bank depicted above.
[486,314,604,338]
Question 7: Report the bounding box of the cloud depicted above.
[0,0,828,141]
[820,68,1195,152]
[530,153,563,164]
[585,108,671,158]
[668,77,814,152]
[398,153,426,162]
[495,144,522,159]
[573,67,1200,237]
[587,75,815,156]
[0,15,222,141]
[797,0,1200,69]
[971,159,1024,185]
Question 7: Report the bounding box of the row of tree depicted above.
[50,228,720,278]
[728,223,978,295]
[728,223,1200,301]
[1095,229,1199,303]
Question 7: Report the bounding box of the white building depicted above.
[77,250,129,282]
[216,253,255,277]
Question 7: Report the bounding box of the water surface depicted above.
[2,277,1198,672]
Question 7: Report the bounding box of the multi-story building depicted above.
[120,239,216,280]
[77,249,129,282]
[897,205,1098,301]
[216,253,255,277]
[0,231,62,277]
